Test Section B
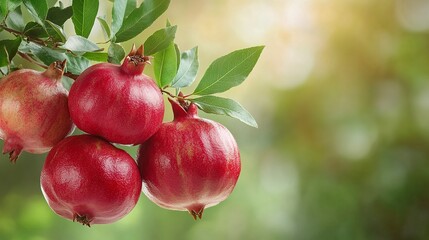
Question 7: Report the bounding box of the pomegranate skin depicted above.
[138,98,241,219]
[0,61,74,162]
[68,46,164,145]
[40,134,142,226]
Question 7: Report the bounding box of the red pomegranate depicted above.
[0,60,74,162]
[40,134,142,226]
[137,98,241,219]
[68,45,164,145]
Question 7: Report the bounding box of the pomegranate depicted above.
[68,45,164,145]
[0,60,74,162]
[137,98,241,219]
[40,134,142,226]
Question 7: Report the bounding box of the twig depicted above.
[161,89,176,98]
[18,52,48,69]
[18,52,78,80]
[0,24,47,46]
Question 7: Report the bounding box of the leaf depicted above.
[0,37,22,67]
[61,75,74,91]
[23,0,48,26]
[191,96,258,128]
[193,46,264,95]
[46,0,57,7]
[125,0,136,16]
[1,0,22,20]
[115,0,170,43]
[97,17,111,40]
[23,22,46,38]
[0,2,6,21]
[153,42,177,87]
[111,0,126,36]
[108,42,125,64]
[72,0,99,38]
[171,46,199,88]
[0,0,21,21]
[45,20,66,42]
[26,42,89,74]
[174,43,180,68]
[60,35,102,54]
[143,25,177,56]
[46,6,72,26]
[5,6,25,31]
[83,52,108,62]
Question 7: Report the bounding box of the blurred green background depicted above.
[2,0,429,239]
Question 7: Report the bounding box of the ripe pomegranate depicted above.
[40,134,142,226]
[0,60,74,162]
[137,98,241,220]
[68,45,164,145]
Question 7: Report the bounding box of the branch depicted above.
[0,24,47,46]
[18,52,78,80]
[18,52,47,69]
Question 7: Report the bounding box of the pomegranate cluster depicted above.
[0,45,241,226]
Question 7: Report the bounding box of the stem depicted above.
[18,52,47,69]
[0,24,47,46]
[64,72,79,80]
[18,52,79,80]
[1,19,80,80]
[161,89,175,98]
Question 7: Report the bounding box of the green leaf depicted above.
[60,35,102,54]
[64,53,90,74]
[153,42,177,87]
[115,0,170,43]
[23,0,48,26]
[46,6,72,26]
[0,37,22,67]
[125,0,136,16]
[193,46,264,95]
[83,52,108,62]
[191,95,258,128]
[171,46,199,88]
[174,43,180,68]
[108,42,125,64]
[46,0,57,8]
[0,2,6,22]
[143,25,177,56]
[61,75,74,91]
[97,17,111,40]
[0,0,20,21]
[23,22,46,38]
[1,0,22,19]
[45,20,66,42]
[26,42,89,74]
[5,6,25,31]
[72,0,99,38]
[111,0,126,36]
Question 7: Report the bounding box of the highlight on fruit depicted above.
[0,0,263,225]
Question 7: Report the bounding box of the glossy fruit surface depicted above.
[138,98,241,219]
[68,46,164,144]
[0,60,74,162]
[40,134,142,226]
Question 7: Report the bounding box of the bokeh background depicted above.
[2,0,429,239]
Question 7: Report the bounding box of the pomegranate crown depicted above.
[43,59,67,81]
[169,95,198,120]
[121,44,151,75]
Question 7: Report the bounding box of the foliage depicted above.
[0,0,262,127]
